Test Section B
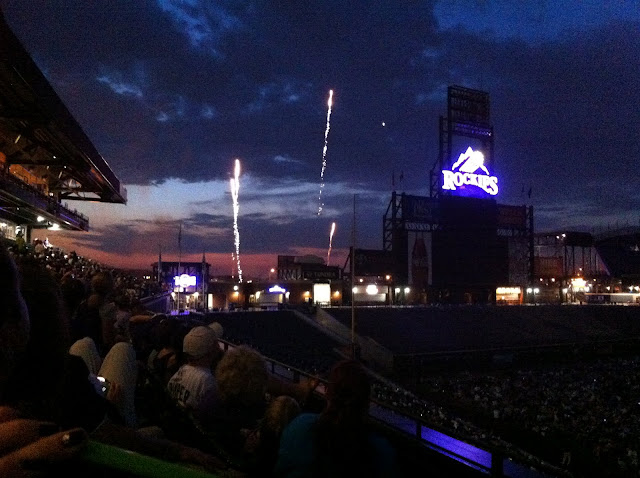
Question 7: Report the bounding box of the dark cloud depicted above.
[0,0,638,273]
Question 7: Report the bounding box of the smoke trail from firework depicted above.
[327,221,336,265]
[317,89,334,216]
[230,159,243,283]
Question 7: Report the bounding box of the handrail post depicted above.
[491,451,504,477]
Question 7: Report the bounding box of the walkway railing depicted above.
[219,339,571,478]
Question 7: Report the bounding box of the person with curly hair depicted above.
[210,345,271,455]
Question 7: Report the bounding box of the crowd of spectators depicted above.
[1,241,236,476]
[7,237,639,477]
[414,356,640,477]
[0,239,360,476]
[8,236,163,307]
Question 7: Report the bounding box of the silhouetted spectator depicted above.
[60,273,87,320]
[167,326,220,426]
[243,395,301,477]
[147,316,188,385]
[275,359,398,477]
[71,270,118,356]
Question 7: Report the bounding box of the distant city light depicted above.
[571,278,587,290]
[366,285,378,295]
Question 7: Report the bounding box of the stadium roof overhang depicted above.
[0,9,126,231]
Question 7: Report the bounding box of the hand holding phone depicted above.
[96,376,111,396]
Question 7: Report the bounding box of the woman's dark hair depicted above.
[312,359,375,477]
[5,256,113,430]
[4,256,71,418]
[0,245,30,395]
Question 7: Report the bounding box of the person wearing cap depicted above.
[167,326,220,426]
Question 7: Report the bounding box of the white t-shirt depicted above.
[167,363,218,423]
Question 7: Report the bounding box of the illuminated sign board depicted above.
[496,287,521,295]
[268,285,287,294]
[442,147,498,196]
[174,274,197,288]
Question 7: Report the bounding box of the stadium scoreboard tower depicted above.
[431,85,494,198]
[383,86,533,304]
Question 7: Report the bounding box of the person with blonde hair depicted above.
[210,345,271,457]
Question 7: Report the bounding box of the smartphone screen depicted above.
[96,376,110,395]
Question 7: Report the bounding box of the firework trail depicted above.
[327,222,336,265]
[317,89,334,216]
[230,159,243,283]
[231,252,235,280]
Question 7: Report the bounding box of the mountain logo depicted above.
[442,146,498,196]
[451,146,490,174]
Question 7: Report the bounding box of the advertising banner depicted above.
[354,249,396,276]
[402,195,440,224]
[534,256,564,278]
[497,204,527,230]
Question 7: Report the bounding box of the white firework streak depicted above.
[327,222,336,265]
[230,159,243,283]
[317,89,334,215]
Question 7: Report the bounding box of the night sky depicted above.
[1,1,638,277]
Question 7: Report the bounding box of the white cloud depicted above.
[416,83,448,104]
[156,111,170,122]
[156,0,242,55]
[67,175,377,231]
[201,104,217,119]
[433,0,640,44]
[96,74,144,98]
[246,79,309,113]
[273,154,303,165]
